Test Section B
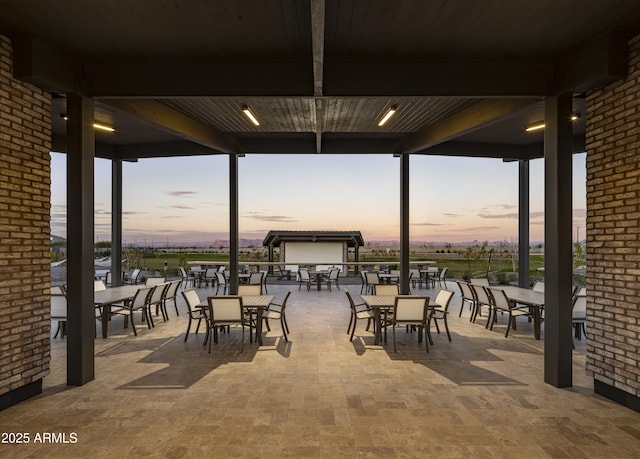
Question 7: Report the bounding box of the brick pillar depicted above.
[585,34,640,410]
[0,35,52,410]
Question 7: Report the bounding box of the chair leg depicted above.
[424,326,430,353]
[130,314,138,336]
[281,317,288,342]
[505,314,513,338]
[392,324,397,353]
[283,315,290,334]
[444,316,452,341]
[350,317,357,342]
[184,317,192,342]
[347,314,354,334]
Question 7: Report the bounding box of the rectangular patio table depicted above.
[499,286,544,340]
[198,294,274,345]
[94,285,141,338]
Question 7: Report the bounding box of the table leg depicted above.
[374,307,381,345]
[256,308,263,345]
[316,273,322,291]
[534,306,541,340]
[102,305,110,338]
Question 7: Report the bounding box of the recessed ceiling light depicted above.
[525,114,580,133]
[60,114,115,132]
[378,106,397,127]
[242,105,260,126]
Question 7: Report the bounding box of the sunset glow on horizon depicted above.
[50,152,586,246]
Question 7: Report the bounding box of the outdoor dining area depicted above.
[50,265,587,355]
[30,273,640,457]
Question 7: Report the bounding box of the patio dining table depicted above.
[94,285,141,338]
[500,286,545,340]
[197,294,274,345]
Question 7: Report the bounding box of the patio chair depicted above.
[324,267,340,292]
[437,267,449,288]
[110,286,153,336]
[456,281,476,318]
[344,289,374,342]
[124,268,142,285]
[145,276,166,286]
[50,286,67,338]
[260,270,269,294]
[237,284,262,296]
[488,287,534,337]
[162,280,182,317]
[360,270,368,294]
[429,289,455,341]
[391,296,431,353]
[206,296,247,353]
[248,271,263,287]
[409,269,422,289]
[214,271,228,295]
[181,289,207,342]
[277,265,291,280]
[470,283,493,327]
[298,268,312,291]
[262,290,291,341]
[179,267,195,288]
[374,284,399,296]
[364,271,380,294]
[470,277,490,287]
[533,281,545,292]
[204,268,218,287]
[422,267,439,288]
[146,283,170,325]
[572,288,587,340]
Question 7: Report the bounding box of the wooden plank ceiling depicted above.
[3,0,640,159]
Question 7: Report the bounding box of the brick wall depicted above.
[585,34,640,398]
[0,35,52,399]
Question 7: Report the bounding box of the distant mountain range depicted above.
[52,235,537,248]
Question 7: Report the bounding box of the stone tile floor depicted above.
[2,281,640,458]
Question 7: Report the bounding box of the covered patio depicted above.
[2,0,640,436]
[5,282,639,457]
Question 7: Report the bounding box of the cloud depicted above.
[412,222,443,226]
[166,204,196,210]
[443,213,462,217]
[167,191,198,197]
[449,226,501,232]
[478,212,519,219]
[243,211,297,223]
[478,210,545,219]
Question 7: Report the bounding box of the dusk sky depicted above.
[50,151,587,246]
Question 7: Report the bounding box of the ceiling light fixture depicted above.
[242,105,260,126]
[525,122,546,132]
[525,114,581,133]
[378,106,397,127]
[93,123,115,132]
[61,114,115,132]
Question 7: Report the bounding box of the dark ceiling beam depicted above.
[237,135,317,154]
[12,37,80,94]
[557,35,628,94]
[310,0,326,153]
[236,134,404,154]
[396,98,540,154]
[420,134,587,161]
[102,99,239,154]
[86,61,313,97]
[324,61,555,97]
[108,141,223,161]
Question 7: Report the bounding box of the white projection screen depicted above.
[283,242,344,265]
